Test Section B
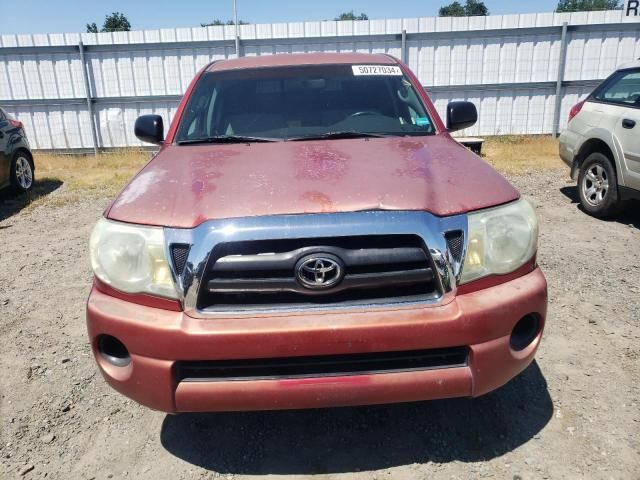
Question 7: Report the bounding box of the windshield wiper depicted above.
[288,131,389,141]
[177,135,280,145]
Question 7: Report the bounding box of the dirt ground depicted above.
[0,168,639,479]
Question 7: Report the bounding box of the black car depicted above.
[0,107,34,193]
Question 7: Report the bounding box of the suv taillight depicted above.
[8,119,23,129]
[568,100,585,123]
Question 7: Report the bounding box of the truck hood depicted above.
[106,135,519,228]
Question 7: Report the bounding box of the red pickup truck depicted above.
[87,53,546,412]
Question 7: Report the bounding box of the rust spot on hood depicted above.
[106,136,520,228]
[295,144,350,181]
[301,191,336,213]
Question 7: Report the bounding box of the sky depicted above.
[0,0,562,35]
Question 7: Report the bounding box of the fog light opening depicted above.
[510,314,540,352]
[98,335,131,367]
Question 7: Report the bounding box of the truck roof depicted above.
[207,52,398,72]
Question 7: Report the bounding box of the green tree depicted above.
[465,0,489,15]
[201,19,249,27]
[439,1,466,16]
[439,0,489,16]
[101,12,131,32]
[334,11,369,21]
[86,12,131,33]
[555,0,621,11]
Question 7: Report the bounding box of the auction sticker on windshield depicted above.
[352,65,403,76]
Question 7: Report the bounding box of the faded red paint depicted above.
[89,53,546,413]
[295,143,350,182]
[107,53,518,227]
[175,368,471,411]
[107,135,518,228]
[86,268,547,412]
[301,190,335,212]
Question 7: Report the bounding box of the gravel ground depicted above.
[0,171,639,480]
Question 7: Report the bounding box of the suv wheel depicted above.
[10,153,34,193]
[578,152,619,218]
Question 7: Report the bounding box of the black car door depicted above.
[0,108,10,186]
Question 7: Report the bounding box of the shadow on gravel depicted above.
[0,179,63,223]
[560,185,640,229]
[161,361,552,475]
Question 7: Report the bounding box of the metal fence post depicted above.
[78,41,99,155]
[401,29,407,64]
[233,0,242,58]
[235,34,242,57]
[552,22,569,137]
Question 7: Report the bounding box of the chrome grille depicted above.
[164,211,468,317]
[197,235,440,310]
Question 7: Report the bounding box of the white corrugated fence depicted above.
[0,10,638,151]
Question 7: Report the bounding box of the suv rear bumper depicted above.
[559,129,584,174]
[86,268,547,412]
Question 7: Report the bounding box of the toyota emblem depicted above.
[295,254,344,290]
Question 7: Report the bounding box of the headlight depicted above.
[90,218,177,299]
[460,198,538,284]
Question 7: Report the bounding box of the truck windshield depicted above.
[176,64,436,143]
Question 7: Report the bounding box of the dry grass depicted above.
[11,150,152,211]
[35,149,152,195]
[481,135,563,175]
[3,136,562,215]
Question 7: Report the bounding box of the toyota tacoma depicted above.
[87,53,547,412]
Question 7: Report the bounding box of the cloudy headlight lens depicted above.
[90,218,177,298]
[460,199,538,284]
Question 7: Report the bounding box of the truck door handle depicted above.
[622,118,636,129]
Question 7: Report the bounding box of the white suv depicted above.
[560,60,640,217]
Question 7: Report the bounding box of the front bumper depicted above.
[86,268,547,412]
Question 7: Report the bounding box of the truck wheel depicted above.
[10,152,34,193]
[578,152,619,218]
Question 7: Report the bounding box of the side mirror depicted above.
[135,115,164,145]
[446,101,477,132]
